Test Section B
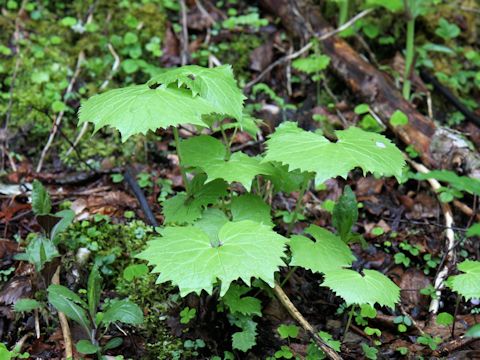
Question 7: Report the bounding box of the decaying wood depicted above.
[260,0,480,179]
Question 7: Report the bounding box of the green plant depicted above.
[79,64,405,352]
[416,334,442,350]
[180,307,196,324]
[446,261,480,301]
[0,343,29,360]
[47,266,143,356]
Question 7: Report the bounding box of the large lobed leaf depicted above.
[446,260,480,301]
[263,122,405,184]
[181,135,271,191]
[289,225,355,273]
[78,65,245,140]
[137,220,287,296]
[148,65,245,120]
[321,268,400,308]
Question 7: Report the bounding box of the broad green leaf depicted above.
[79,85,217,140]
[332,186,358,242]
[436,312,454,326]
[47,285,91,334]
[181,135,271,190]
[14,237,59,272]
[322,268,400,308]
[162,177,228,224]
[31,180,51,215]
[290,225,355,273]
[87,266,102,319]
[231,194,273,227]
[138,221,287,296]
[263,122,405,184]
[467,224,480,237]
[365,0,403,12]
[104,337,123,350]
[415,170,480,196]
[148,65,245,120]
[194,208,229,242]
[263,162,312,193]
[51,210,75,244]
[123,264,149,281]
[446,260,480,300]
[13,299,41,312]
[75,340,99,355]
[231,316,257,352]
[222,284,262,316]
[102,300,144,325]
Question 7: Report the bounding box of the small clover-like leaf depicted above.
[446,260,480,300]
[322,268,400,308]
[263,122,405,184]
[181,135,271,190]
[137,221,288,296]
[289,225,355,273]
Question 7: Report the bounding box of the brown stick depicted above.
[273,284,342,360]
[52,266,74,359]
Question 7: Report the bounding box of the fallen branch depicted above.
[273,284,343,360]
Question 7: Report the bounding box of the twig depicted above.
[65,43,120,158]
[36,51,85,173]
[244,9,373,90]
[179,0,189,66]
[273,284,343,360]
[123,167,159,227]
[433,336,479,356]
[406,157,455,314]
[52,266,73,359]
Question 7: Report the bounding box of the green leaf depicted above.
[365,0,403,12]
[31,180,51,215]
[465,324,480,338]
[180,307,196,324]
[292,55,330,74]
[87,266,102,319]
[263,162,311,193]
[322,268,400,308]
[162,177,228,224]
[389,110,408,127]
[414,170,480,196]
[222,284,262,316]
[102,300,144,325]
[446,260,480,300]
[263,122,405,184]
[467,224,480,237]
[103,337,123,350]
[50,210,75,244]
[75,340,99,355]
[436,312,454,326]
[319,331,341,352]
[231,316,257,352]
[181,135,270,190]
[435,18,461,40]
[289,226,355,274]
[147,65,245,121]
[14,237,59,272]
[193,208,229,241]
[278,324,299,339]
[231,194,273,227]
[13,299,41,312]
[138,221,287,296]
[79,84,217,140]
[47,285,91,334]
[123,264,149,281]
[332,186,358,242]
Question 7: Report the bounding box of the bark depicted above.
[260,0,480,179]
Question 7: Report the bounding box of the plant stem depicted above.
[172,126,190,193]
[280,266,298,287]
[342,305,356,342]
[403,17,415,99]
[286,180,309,236]
[451,295,461,338]
[338,0,349,26]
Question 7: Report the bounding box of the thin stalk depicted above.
[403,17,415,99]
[172,126,190,193]
[451,295,461,338]
[342,305,356,342]
[338,0,349,26]
[219,122,231,160]
[280,266,298,287]
[286,180,309,236]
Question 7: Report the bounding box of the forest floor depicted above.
[0,0,480,359]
